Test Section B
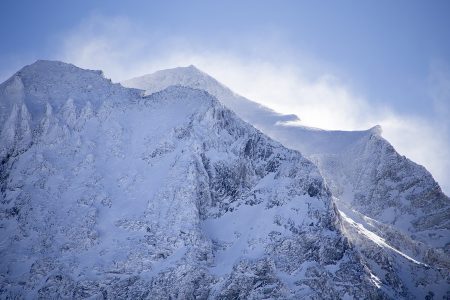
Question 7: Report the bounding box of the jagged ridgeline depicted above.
[124,65,450,299]
[0,61,448,299]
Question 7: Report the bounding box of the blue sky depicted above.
[1,0,449,192]
[1,1,449,115]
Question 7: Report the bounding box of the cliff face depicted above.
[0,61,384,299]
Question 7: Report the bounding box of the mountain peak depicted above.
[369,124,382,135]
[28,59,73,67]
[17,59,104,79]
[124,65,213,89]
[0,60,140,127]
[156,64,208,80]
[122,66,303,127]
[186,64,200,70]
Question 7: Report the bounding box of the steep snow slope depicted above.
[0,61,384,298]
[122,66,300,128]
[123,66,450,298]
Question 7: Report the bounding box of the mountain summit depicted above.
[122,65,300,126]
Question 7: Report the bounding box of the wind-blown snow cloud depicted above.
[57,15,450,194]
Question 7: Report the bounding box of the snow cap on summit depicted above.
[17,60,104,78]
[369,124,382,135]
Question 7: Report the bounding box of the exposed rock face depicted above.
[0,61,385,299]
[123,65,450,299]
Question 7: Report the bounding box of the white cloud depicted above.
[57,15,450,194]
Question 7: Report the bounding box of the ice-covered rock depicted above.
[1,61,388,298]
[123,65,450,299]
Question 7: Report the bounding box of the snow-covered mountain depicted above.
[0,60,389,299]
[123,66,450,298]
[0,61,448,298]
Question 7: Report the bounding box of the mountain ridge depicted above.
[0,60,390,298]
[0,60,447,298]
[123,64,450,298]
